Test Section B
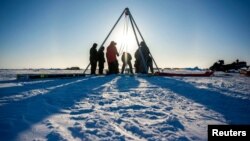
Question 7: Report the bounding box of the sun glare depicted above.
[111,18,140,55]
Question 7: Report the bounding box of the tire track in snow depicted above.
[2,75,114,141]
[0,78,89,106]
[14,75,227,141]
[90,76,146,141]
[66,76,147,140]
[141,77,227,140]
[66,76,189,140]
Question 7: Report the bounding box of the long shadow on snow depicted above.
[145,76,250,124]
[106,76,145,112]
[116,75,140,92]
[116,76,186,140]
[0,78,86,98]
[0,75,115,141]
[203,84,250,100]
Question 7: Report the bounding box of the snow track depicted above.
[0,74,250,141]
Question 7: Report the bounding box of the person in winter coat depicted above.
[98,46,105,74]
[90,43,98,75]
[121,52,133,74]
[106,41,119,74]
[140,41,151,73]
[134,49,140,73]
[134,41,151,73]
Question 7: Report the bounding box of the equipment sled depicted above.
[17,73,86,80]
[154,71,214,77]
[240,70,250,77]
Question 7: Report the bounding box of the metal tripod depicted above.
[83,8,160,74]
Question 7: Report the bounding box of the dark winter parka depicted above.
[90,44,98,63]
[98,47,105,63]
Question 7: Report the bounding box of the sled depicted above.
[240,70,250,77]
[17,73,86,80]
[154,71,214,77]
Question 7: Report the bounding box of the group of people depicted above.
[89,41,153,75]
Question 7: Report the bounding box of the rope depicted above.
[117,15,131,74]
[118,16,126,54]
[124,16,129,73]
[118,15,129,55]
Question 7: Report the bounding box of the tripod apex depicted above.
[125,8,130,16]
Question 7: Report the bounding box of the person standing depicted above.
[106,41,119,74]
[90,43,98,75]
[140,41,151,73]
[134,49,141,73]
[121,52,133,74]
[98,46,105,74]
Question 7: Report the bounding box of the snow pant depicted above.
[139,59,148,74]
[98,61,104,74]
[147,58,154,73]
[108,60,119,74]
[90,61,97,75]
[135,57,148,74]
[121,61,133,74]
[134,60,140,73]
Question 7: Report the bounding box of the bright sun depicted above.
[112,19,140,55]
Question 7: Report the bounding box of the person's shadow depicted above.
[116,75,140,92]
[0,76,115,141]
[144,76,250,124]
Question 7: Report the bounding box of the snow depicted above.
[0,70,249,141]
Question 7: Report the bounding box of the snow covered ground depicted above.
[0,70,249,141]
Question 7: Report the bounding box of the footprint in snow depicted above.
[44,120,54,129]
[145,110,166,116]
[70,116,86,121]
[68,126,85,139]
[85,119,108,129]
[109,105,148,111]
[165,107,173,111]
[46,131,66,141]
[98,99,113,106]
[70,108,94,115]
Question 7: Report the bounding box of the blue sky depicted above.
[0,0,249,69]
